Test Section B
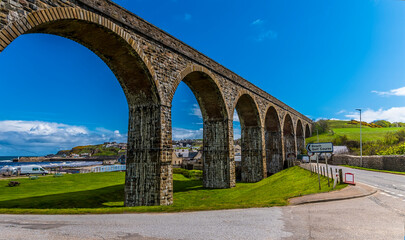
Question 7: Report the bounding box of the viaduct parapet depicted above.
[0,0,312,206]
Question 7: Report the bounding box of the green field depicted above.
[306,127,402,143]
[0,167,345,214]
[307,119,405,155]
[307,120,402,143]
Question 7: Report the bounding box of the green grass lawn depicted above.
[306,127,402,143]
[0,167,346,214]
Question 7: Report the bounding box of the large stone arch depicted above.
[171,65,234,188]
[296,119,305,156]
[233,92,264,182]
[0,8,160,101]
[283,114,296,169]
[305,123,311,138]
[0,8,171,207]
[264,105,283,175]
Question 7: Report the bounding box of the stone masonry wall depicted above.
[203,119,234,188]
[241,126,264,182]
[331,155,405,172]
[296,136,305,156]
[265,131,283,175]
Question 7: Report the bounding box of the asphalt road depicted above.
[315,163,405,214]
[1,166,404,240]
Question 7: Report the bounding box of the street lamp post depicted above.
[356,109,362,167]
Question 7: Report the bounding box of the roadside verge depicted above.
[289,182,377,205]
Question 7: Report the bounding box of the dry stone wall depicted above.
[331,155,405,172]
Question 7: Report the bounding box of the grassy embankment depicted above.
[342,165,405,176]
[0,167,345,214]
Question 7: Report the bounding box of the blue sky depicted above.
[1,0,405,155]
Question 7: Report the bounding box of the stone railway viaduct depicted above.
[0,0,312,206]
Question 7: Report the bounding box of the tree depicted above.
[373,120,391,128]
[312,119,330,135]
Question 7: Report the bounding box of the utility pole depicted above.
[356,109,362,167]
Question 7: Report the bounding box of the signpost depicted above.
[306,142,333,153]
[306,143,334,190]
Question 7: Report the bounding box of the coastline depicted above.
[14,155,121,162]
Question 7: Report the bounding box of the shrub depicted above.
[332,135,348,146]
[173,168,202,180]
[394,129,405,142]
[373,120,391,128]
[378,143,405,155]
[312,120,330,135]
[346,140,359,149]
[383,132,399,145]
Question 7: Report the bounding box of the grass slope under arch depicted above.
[0,166,345,214]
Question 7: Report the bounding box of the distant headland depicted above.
[13,142,127,163]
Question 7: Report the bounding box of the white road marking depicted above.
[379,191,405,201]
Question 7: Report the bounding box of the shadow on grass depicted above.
[0,179,203,209]
[173,180,204,193]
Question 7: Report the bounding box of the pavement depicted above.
[289,182,377,205]
[289,166,378,205]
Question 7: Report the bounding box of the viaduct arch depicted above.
[0,0,312,207]
[172,66,233,188]
[283,114,296,169]
[233,92,263,183]
[296,120,305,156]
[264,105,283,175]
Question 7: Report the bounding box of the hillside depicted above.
[307,120,405,155]
[56,142,126,157]
[306,126,402,143]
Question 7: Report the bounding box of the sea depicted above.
[0,156,102,169]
